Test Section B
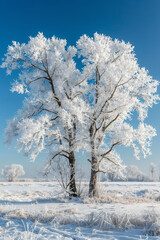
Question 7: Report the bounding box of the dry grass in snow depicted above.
[0,182,160,239]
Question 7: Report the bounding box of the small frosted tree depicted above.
[1,164,25,181]
[150,162,157,181]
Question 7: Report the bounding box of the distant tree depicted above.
[150,162,157,181]
[107,170,124,181]
[101,162,125,182]
[101,172,121,182]
[1,164,25,181]
[126,165,147,181]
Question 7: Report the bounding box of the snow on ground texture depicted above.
[0,182,160,239]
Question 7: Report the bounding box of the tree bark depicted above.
[89,161,99,197]
[68,151,77,197]
[88,123,99,197]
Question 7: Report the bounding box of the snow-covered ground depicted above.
[0,181,160,239]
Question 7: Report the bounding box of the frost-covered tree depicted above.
[2,33,159,198]
[150,162,157,181]
[77,33,159,196]
[126,165,147,181]
[101,168,124,182]
[1,164,25,181]
[2,33,85,196]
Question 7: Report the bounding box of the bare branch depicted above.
[95,66,100,104]
[95,117,105,133]
[101,77,122,112]
[104,157,121,167]
[95,169,106,174]
[100,141,120,159]
[102,114,120,131]
[25,76,45,87]
[59,153,69,159]
[88,159,92,164]
[17,58,46,72]
[74,76,88,87]
[111,52,124,64]
[50,116,59,121]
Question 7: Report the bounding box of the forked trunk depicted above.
[69,151,77,197]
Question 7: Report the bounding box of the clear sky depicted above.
[0,0,160,178]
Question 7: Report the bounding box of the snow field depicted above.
[0,182,160,239]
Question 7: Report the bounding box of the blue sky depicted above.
[0,0,160,178]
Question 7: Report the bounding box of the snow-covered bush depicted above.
[1,164,25,181]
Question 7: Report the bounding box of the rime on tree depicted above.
[2,33,159,197]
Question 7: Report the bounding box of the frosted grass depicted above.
[0,182,160,239]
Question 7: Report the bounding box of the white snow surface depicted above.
[0,181,160,239]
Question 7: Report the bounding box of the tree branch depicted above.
[102,114,120,131]
[100,141,120,158]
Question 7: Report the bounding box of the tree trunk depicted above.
[68,151,77,197]
[89,166,99,197]
[88,123,99,197]
[89,154,99,197]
